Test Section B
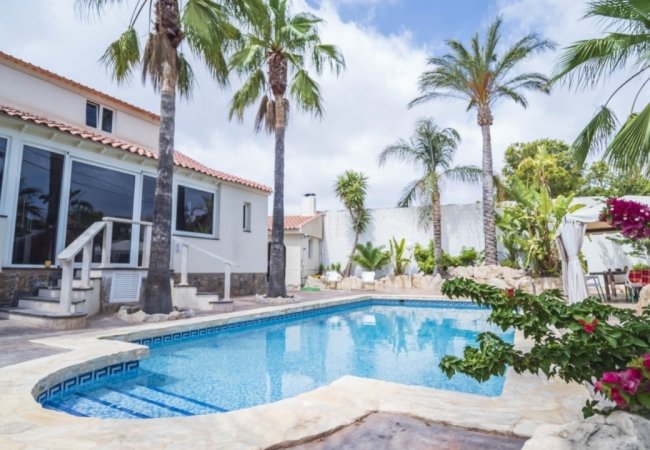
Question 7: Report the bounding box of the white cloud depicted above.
[0,0,639,216]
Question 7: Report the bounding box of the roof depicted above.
[268,215,321,231]
[0,51,160,122]
[0,104,272,193]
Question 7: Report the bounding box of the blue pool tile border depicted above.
[36,299,481,406]
[37,361,139,404]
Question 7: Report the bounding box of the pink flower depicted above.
[602,371,620,384]
[610,387,629,409]
[620,368,643,395]
[581,319,598,334]
[642,354,650,369]
[594,381,604,392]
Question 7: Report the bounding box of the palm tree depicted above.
[552,0,650,172]
[334,170,370,277]
[352,242,390,272]
[228,0,345,297]
[409,17,554,265]
[76,0,262,313]
[378,118,480,273]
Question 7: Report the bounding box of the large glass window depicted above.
[66,161,135,263]
[140,175,156,222]
[85,102,98,128]
[12,146,64,265]
[101,108,114,133]
[176,185,214,235]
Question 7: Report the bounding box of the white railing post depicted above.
[101,220,113,268]
[81,242,92,288]
[59,260,73,313]
[180,243,189,286]
[142,224,152,268]
[224,263,231,301]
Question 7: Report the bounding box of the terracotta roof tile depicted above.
[0,51,160,122]
[267,215,320,231]
[0,104,272,193]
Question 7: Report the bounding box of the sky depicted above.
[0,0,639,214]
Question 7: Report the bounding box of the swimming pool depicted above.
[40,300,513,419]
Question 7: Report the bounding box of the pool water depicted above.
[43,301,513,419]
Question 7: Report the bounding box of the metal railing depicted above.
[56,217,152,313]
[173,237,238,301]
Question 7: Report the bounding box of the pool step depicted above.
[43,384,227,419]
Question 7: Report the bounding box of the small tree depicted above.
[352,242,390,272]
[335,170,370,276]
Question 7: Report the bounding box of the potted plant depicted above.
[352,242,390,281]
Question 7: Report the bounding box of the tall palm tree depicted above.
[410,17,554,265]
[378,118,481,274]
[334,170,370,277]
[552,0,650,172]
[228,0,345,297]
[76,0,263,313]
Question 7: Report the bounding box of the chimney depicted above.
[302,193,317,216]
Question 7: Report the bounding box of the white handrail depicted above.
[173,237,238,301]
[56,217,153,314]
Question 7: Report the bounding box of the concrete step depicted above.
[208,299,233,313]
[0,307,86,330]
[38,287,89,301]
[19,296,86,314]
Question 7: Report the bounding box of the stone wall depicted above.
[0,269,62,305]
[171,272,267,298]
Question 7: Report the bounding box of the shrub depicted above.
[414,241,436,274]
[328,262,341,273]
[439,277,650,418]
[389,237,410,275]
[595,354,650,415]
[352,242,390,271]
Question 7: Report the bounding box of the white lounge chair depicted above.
[361,271,376,290]
[324,271,342,289]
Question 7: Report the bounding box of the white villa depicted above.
[0,52,270,327]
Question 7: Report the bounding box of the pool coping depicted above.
[0,294,590,449]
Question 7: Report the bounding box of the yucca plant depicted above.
[352,242,390,272]
[228,0,345,297]
[552,0,650,173]
[75,0,264,314]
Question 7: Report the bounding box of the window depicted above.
[0,137,7,200]
[66,161,135,263]
[101,108,114,133]
[308,238,313,259]
[176,185,215,235]
[85,101,114,133]
[85,102,98,128]
[243,202,251,232]
[12,146,64,264]
[140,175,156,222]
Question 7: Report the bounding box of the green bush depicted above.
[352,242,390,271]
[414,243,482,273]
[414,241,436,274]
[440,277,650,418]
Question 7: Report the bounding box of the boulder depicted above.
[144,313,168,323]
[167,310,182,320]
[304,277,326,290]
[448,266,474,279]
[516,276,535,294]
[534,277,563,293]
[394,275,410,289]
[500,266,526,280]
[116,308,147,323]
[522,411,650,450]
[486,277,509,290]
[473,265,502,280]
[339,276,362,290]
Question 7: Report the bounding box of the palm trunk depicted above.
[268,94,287,298]
[432,193,443,274]
[343,218,361,277]
[478,106,498,265]
[142,61,175,314]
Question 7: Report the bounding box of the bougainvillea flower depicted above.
[642,353,650,369]
[610,387,629,409]
[620,368,643,395]
[602,371,620,384]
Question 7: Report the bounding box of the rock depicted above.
[304,277,325,290]
[338,276,362,290]
[533,277,563,293]
[637,285,650,314]
[394,275,410,289]
[448,266,474,279]
[501,266,526,280]
[180,309,195,318]
[523,411,650,450]
[168,310,181,320]
[486,277,509,289]
[516,276,535,294]
[116,308,146,323]
[144,313,168,323]
[473,265,502,280]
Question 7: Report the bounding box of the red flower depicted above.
[642,353,650,369]
[610,387,629,409]
[578,318,598,333]
[505,288,515,298]
[602,371,620,384]
[620,368,643,395]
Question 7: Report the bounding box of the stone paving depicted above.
[0,290,589,449]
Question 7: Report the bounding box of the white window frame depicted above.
[85,100,115,133]
[243,201,251,232]
[172,181,218,239]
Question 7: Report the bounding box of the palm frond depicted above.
[604,101,650,172]
[571,105,619,166]
[398,179,423,208]
[289,69,323,116]
[176,52,195,99]
[74,0,129,18]
[228,68,267,121]
[312,44,345,76]
[100,27,140,83]
[141,31,177,92]
[444,165,482,183]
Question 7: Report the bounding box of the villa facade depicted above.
[0,52,270,321]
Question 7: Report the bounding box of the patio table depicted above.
[588,269,627,302]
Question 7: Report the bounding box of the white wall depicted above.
[0,63,159,149]
[283,234,302,287]
[321,205,484,273]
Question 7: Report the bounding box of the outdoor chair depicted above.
[324,271,342,289]
[361,271,376,290]
[608,268,631,302]
[585,274,605,302]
